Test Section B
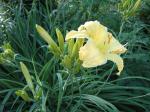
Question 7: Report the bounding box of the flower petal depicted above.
[79,40,107,68]
[107,33,127,54]
[78,21,108,45]
[107,54,124,75]
[65,30,88,40]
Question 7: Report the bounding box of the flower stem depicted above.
[118,21,125,38]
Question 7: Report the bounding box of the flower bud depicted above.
[71,39,84,58]
[20,62,35,96]
[56,28,64,52]
[36,25,61,56]
[15,90,31,102]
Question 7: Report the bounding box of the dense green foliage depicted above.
[0,0,150,112]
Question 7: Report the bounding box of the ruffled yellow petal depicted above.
[78,21,108,45]
[65,30,88,40]
[79,40,107,68]
[107,54,124,75]
[107,33,127,54]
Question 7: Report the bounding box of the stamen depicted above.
[111,49,125,54]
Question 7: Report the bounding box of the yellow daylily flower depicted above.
[66,21,127,75]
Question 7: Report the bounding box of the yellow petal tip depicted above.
[20,62,23,65]
[116,72,121,76]
[35,24,39,28]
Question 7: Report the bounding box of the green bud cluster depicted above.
[118,0,141,20]
[36,25,84,74]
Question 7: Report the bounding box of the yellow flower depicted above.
[66,21,127,75]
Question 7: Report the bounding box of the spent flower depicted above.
[0,43,15,63]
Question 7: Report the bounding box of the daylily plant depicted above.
[66,21,127,75]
